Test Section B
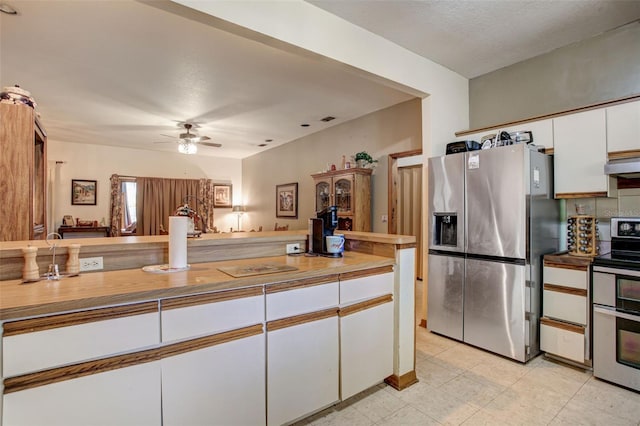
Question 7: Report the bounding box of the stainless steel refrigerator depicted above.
[427,143,559,362]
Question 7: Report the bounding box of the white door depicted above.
[267,316,339,426]
[162,333,266,426]
[340,301,394,400]
[3,361,161,426]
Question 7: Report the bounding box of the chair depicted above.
[274,223,289,231]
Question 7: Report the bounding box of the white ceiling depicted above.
[2,1,639,159]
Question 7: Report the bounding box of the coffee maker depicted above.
[309,206,341,257]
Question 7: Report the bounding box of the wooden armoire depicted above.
[311,168,372,231]
[0,103,47,241]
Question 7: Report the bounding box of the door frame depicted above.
[388,149,422,234]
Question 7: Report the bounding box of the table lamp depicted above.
[232,205,246,231]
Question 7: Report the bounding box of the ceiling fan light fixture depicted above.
[178,141,197,154]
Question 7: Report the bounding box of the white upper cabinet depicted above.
[553,109,614,198]
[607,100,640,158]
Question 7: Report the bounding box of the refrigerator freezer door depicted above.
[465,145,526,259]
[463,258,527,362]
[428,153,465,253]
[427,253,464,341]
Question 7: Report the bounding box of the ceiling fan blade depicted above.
[153,141,176,144]
[199,135,211,141]
[200,142,222,148]
[160,134,178,139]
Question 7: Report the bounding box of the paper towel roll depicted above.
[169,216,188,269]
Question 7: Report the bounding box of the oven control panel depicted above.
[612,218,640,238]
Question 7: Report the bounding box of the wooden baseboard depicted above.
[384,370,418,391]
[419,319,427,328]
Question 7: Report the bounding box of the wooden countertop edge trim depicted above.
[3,324,264,394]
[0,257,395,321]
[265,275,339,294]
[543,260,590,270]
[0,231,415,255]
[455,93,640,137]
[266,308,338,332]
[161,287,264,310]
[159,324,263,359]
[339,294,393,317]
[609,149,640,160]
[3,301,159,336]
[543,283,588,297]
[555,191,608,199]
[340,265,394,280]
[540,317,585,335]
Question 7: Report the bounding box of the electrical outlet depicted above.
[79,256,104,272]
[286,243,301,254]
[381,215,388,223]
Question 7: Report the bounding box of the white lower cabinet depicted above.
[3,360,161,426]
[162,331,266,426]
[540,257,591,365]
[267,316,339,426]
[340,299,394,400]
[540,319,585,364]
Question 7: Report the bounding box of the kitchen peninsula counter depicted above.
[0,230,416,425]
[0,252,393,321]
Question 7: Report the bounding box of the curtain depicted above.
[136,177,200,236]
[109,174,122,237]
[198,179,215,232]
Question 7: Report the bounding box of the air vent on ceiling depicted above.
[320,116,336,122]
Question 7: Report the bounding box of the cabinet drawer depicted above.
[540,319,585,364]
[543,266,588,290]
[266,280,338,321]
[161,287,264,342]
[3,302,159,377]
[543,286,587,325]
[340,271,394,305]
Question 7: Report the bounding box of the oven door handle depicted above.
[594,305,640,322]
[593,266,640,277]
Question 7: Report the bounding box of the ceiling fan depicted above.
[156,123,222,154]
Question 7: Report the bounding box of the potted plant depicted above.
[353,151,378,168]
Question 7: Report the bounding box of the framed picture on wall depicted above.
[276,182,298,218]
[71,179,97,205]
[213,184,233,208]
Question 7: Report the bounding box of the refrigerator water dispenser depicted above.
[433,213,457,246]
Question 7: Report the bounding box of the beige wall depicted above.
[469,21,640,129]
[241,98,422,233]
[47,141,243,233]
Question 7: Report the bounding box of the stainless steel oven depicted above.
[592,217,640,391]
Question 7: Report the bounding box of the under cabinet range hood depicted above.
[604,157,640,178]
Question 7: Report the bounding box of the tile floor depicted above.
[295,282,640,426]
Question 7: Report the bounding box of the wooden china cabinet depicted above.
[0,103,47,241]
[311,168,372,231]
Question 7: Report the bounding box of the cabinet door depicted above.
[161,288,264,343]
[267,315,339,426]
[315,179,331,212]
[334,175,354,215]
[607,100,640,156]
[540,318,585,363]
[553,109,610,197]
[3,361,161,426]
[3,302,159,377]
[340,298,393,400]
[162,330,266,426]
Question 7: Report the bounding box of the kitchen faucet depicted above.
[45,232,62,280]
